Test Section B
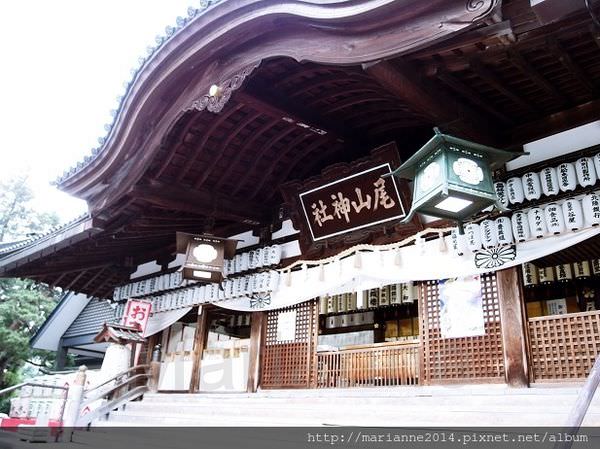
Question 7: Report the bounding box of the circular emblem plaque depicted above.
[452,157,483,185]
[192,244,218,263]
[419,161,441,191]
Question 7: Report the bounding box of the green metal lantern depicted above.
[390,129,525,228]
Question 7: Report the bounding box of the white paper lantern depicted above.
[465,223,482,252]
[594,154,600,179]
[507,177,525,204]
[538,267,555,284]
[255,248,265,268]
[495,216,514,246]
[574,261,591,278]
[390,284,402,305]
[401,282,417,303]
[522,172,542,201]
[480,220,497,248]
[555,264,573,282]
[540,167,560,197]
[557,162,577,192]
[240,253,249,272]
[522,263,539,287]
[494,181,509,209]
[582,192,600,227]
[544,203,565,235]
[511,211,530,242]
[576,157,597,188]
[450,228,467,256]
[593,259,600,276]
[562,198,584,231]
[268,245,282,266]
[527,207,547,238]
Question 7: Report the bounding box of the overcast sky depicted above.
[0,0,192,222]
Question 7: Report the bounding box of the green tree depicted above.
[0,175,62,413]
[0,175,59,241]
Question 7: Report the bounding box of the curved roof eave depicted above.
[55,0,498,210]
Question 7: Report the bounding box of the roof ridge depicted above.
[53,0,223,187]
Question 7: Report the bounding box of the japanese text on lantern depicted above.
[122,299,152,333]
[299,163,406,241]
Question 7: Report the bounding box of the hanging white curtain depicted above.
[214,226,600,312]
[143,307,193,337]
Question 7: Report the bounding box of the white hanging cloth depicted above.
[143,306,192,337]
[212,226,600,312]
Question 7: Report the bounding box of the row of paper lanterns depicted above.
[495,156,600,206]
[319,282,418,315]
[450,192,600,254]
[113,271,186,301]
[223,245,282,276]
[124,271,281,314]
[522,260,600,287]
[113,246,283,302]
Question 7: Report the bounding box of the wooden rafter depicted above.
[131,180,267,225]
[230,126,298,197]
[262,137,334,201]
[469,59,537,115]
[507,98,600,147]
[193,111,262,189]
[364,60,500,144]
[79,266,109,291]
[435,68,514,125]
[65,270,88,291]
[547,36,599,97]
[247,132,316,199]
[239,80,368,147]
[507,49,568,106]
[212,117,281,191]
[156,103,245,182]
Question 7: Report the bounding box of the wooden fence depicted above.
[316,341,419,388]
[529,310,600,381]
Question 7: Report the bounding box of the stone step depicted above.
[103,408,600,427]
[141,384,586,401]
[137,394,597,407]
[120,398,600,415]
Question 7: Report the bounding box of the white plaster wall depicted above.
[507,120,600,170]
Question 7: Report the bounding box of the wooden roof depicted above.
[3,0,600,297]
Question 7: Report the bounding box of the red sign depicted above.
[299,163,406,241]
[122,299,152,332]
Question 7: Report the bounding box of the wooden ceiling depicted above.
[4,0,600,298]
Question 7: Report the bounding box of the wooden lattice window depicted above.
[419,273,505,384]
[261,300,318,389]
[529,310,600,381]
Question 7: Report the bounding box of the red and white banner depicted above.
[121,299,152,333]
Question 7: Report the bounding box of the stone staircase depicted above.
[79,383,600,427]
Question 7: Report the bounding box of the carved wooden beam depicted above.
[130,180,267,225]
[363,60,501,145]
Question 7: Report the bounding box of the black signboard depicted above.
[299,163,406,241]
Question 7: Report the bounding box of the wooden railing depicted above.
[529,310,600,381]
[316,341,419,388]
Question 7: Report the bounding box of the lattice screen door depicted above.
[261,300,319,389]
[419,272,505,384]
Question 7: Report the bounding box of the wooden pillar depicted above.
[189,307,211,393]
[497,267,530,387]
[247,311,266,393]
